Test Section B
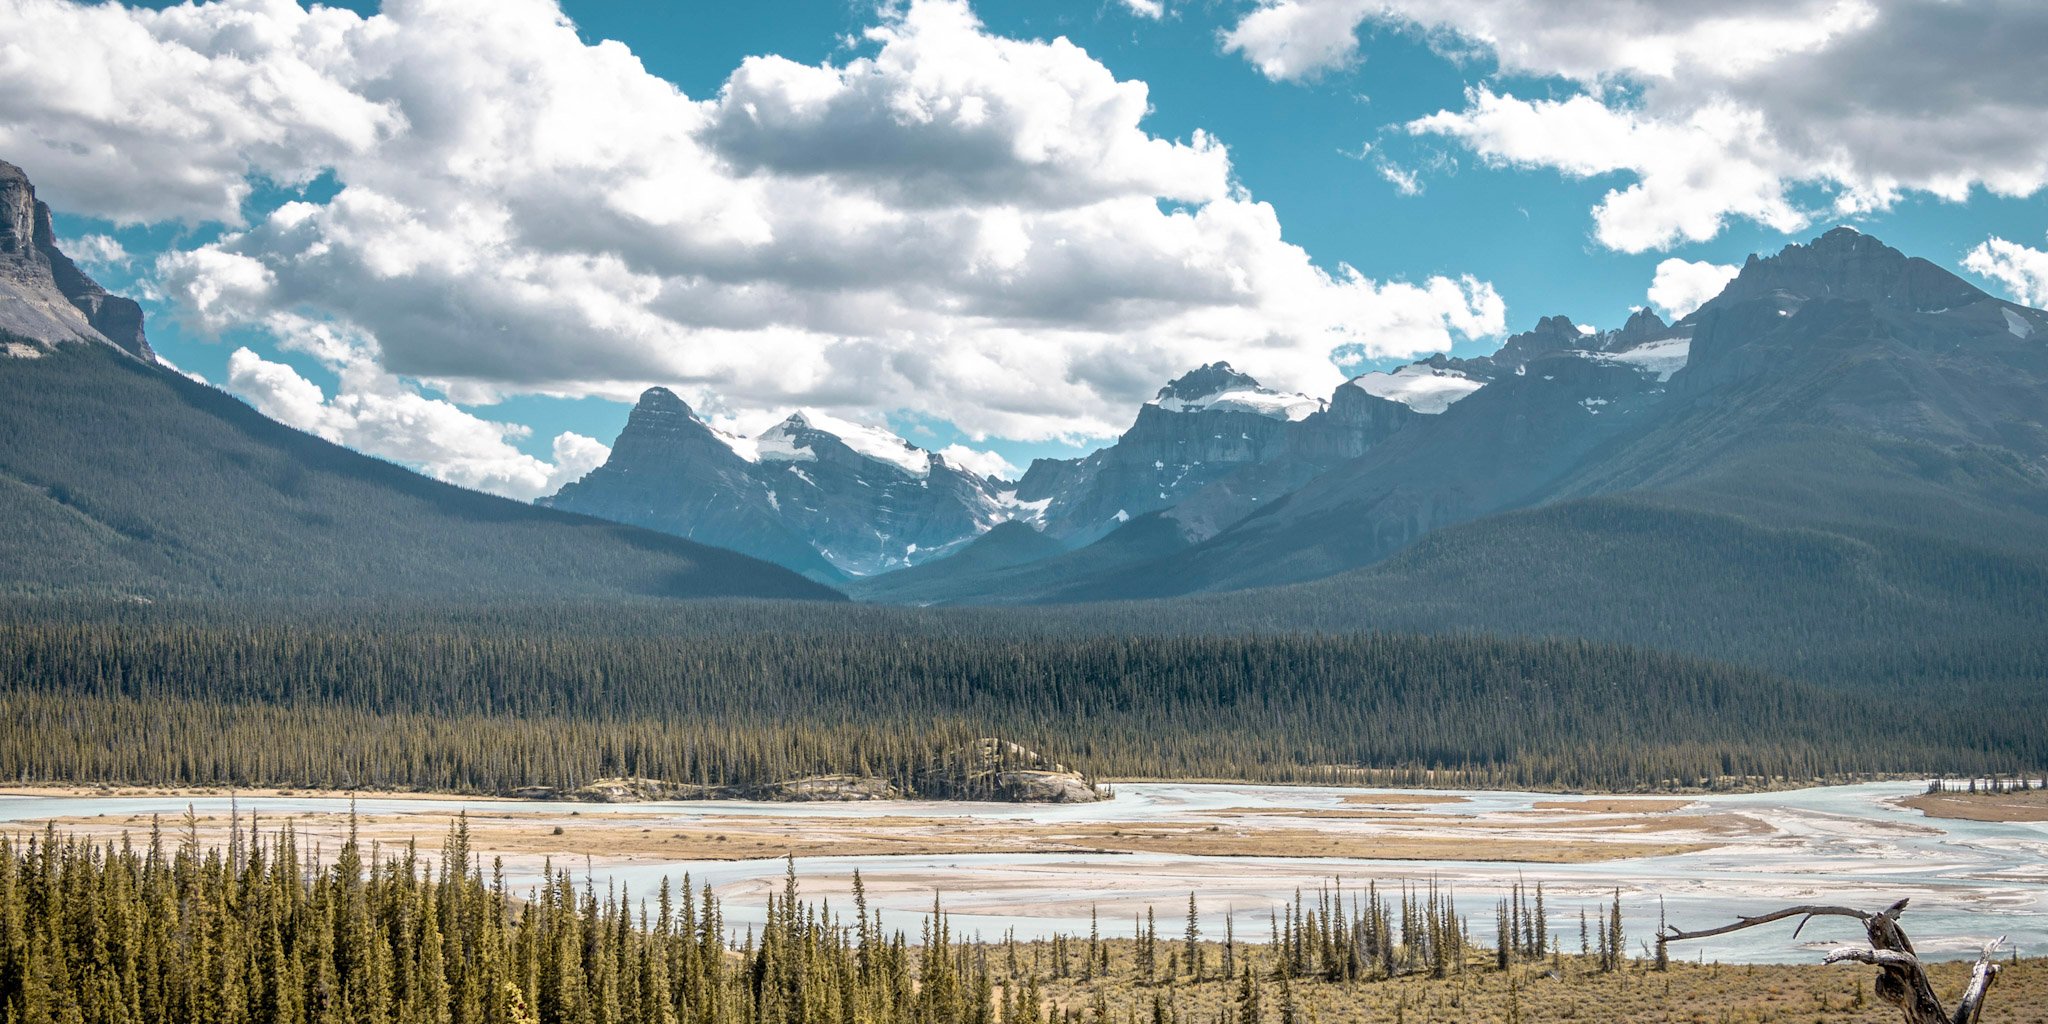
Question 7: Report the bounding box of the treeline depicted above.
[0,604,2039,793]
[0,819,1655,1024]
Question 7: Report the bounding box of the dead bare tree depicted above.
[1661,899,2002,1024]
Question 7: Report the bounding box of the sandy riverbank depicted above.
[1896,787,2048,822]
[19,786,1761,868]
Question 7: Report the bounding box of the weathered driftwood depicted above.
[1661,898,2002,1024]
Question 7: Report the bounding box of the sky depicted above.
[6,0,2048,496]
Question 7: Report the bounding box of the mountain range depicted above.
[5,151,2047,691]
[0,160,836,603]
[558,224,2047,607]
[541,225,2048,686]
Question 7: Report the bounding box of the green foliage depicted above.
[0,600,2037,794]
[0,822,1609,1024]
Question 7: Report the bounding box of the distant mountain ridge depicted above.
[545,356,1432,577]
[543,389,1013,579]
[838,228,2048,697]
[0,161,838,603]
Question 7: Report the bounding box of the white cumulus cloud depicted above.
[222,315,611,501]
[6,0,1505,459]
[1228,0,2048,252]
[1222,0,1376,82]
[1963,236,2048,307]
[65,233,129,269]
[1645,258,1741,319]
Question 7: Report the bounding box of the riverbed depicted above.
[0,780,2037,964]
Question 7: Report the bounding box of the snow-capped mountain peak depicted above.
[1148,362,1325,421]
[755,410,932,478]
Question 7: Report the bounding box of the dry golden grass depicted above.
[1028,942,2047,1024]
[1898,789,2048,823]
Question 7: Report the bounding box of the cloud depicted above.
[936,443,1020,480]
[12,0,1504,455]
[65,233,129,269]
[1377,162,1422,197]
[1228,0,2048,252]
[1645,258,1741,319]
[1221,0,1375,82]
[1118,0,1166,20]
[1964,236,2048,307]
[222,316,610,501]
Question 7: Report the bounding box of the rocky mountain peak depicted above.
[0,159,152,360]
[1156,361,1261,403]
[632,386,694,416]
[1615,308,1668,346]
[1706,226,1985,317]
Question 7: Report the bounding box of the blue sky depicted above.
[16,0,2048,494]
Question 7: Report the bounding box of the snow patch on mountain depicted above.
[1345,364,1484,414]
[755,411,932,477]
[754,418,820,464]
[1596,336,1692,382]
[709,427,762,463]
[1153,387,1324,421]
[2005,308,2036,339]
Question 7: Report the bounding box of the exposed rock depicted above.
[0,160,151,360]
[566,777,721,802]
[768,775,902,801]
[917,738,1105,802]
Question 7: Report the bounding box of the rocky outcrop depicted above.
[916,738,1104,803]
[0,160,151,360]
[512,740,1099,804]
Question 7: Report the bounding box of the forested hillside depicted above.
[0,602,2038,794]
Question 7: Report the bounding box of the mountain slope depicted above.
[1158,487,2048,688]
[0,163,839,603]
[843,520,1068,603]
[847,229,2048,687]
[0,342,843,602]
[539,388,844,580]
[1062,229,2048,601]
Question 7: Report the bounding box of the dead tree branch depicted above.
[1664,899,2001,1024]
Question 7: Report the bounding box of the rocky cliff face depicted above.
[0,160,151,360]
